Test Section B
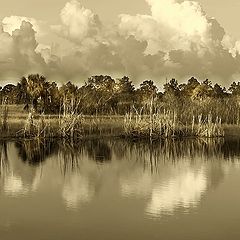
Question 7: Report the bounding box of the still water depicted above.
[1,138,240,240]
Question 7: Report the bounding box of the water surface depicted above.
[1,138,240,240]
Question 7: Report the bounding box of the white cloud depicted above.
[2,16,40,35]
[1,0,240,84]
[0,25,13,61]
[0,20,47,79]
[52,0,102,46]
[119,0,222,54]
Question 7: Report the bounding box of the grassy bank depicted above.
[0,105,239,140]
[0,105,125,139]
[124,109,225,139]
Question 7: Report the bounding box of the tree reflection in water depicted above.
[0,137,239,214]
[15,139,58,165]
[9,138,240,169]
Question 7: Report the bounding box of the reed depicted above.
[1,105,9,132]
[58,98,84,139]
[0,98,227,140]
[194,113,224,137]
[22,109,37,138]
[58,113,84,139]
[124,108,224,139]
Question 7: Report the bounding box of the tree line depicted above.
[1,74,240,124]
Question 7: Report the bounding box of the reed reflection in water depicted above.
[0,138,240,218]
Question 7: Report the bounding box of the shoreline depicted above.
[0,105,239,140]
[0,120,239,140]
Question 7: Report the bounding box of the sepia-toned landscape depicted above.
[1,0,240,239]
[1,74,240,139]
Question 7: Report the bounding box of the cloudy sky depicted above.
[1,0,240,86]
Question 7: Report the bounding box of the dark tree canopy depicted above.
[0,74,240,124]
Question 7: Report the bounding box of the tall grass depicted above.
[1,105,9,132]
[124,109,224,139]
[9,97,85,139]
[0,98,227,139]
[58,113,84,139]
[58,98,84,139]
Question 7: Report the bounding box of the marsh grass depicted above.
[124,109,224,139]
[0,103,230,140]
[58,113,84,139]
[1,105,9,133]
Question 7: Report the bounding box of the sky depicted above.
[1,0,240,37]
[1,0,240,86]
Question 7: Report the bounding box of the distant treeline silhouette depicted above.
[1,74,240,124]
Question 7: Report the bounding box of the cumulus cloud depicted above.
[119,0,214,54]
[1,0,240,85]
[0,25,15,80]
[13,21,46,70]
[2,16,40,35]
[52,0,102,48]
[47,0,240,84]
[0,25,13,61]
[0,20,46,80]
[117,0,240,83]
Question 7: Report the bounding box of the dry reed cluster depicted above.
[124,109,224,139]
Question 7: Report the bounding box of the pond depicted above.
[1,138,240,240]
